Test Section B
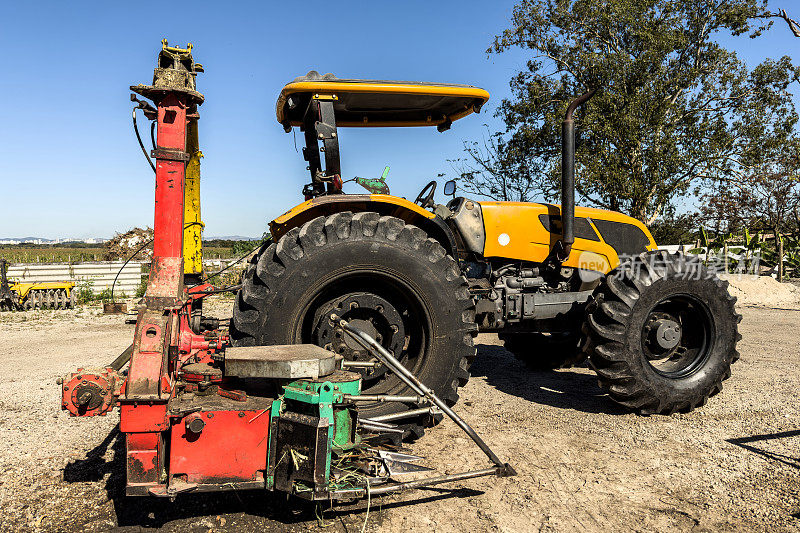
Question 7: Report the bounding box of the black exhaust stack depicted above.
[557,88,596,262]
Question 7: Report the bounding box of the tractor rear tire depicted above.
[500,331,587,370]
[585,251,741,415]
[231,212,476,437]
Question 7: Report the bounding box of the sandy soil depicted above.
[0,296,798,532]
[721,274,800,310]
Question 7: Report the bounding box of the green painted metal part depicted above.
[265,398,284,490]
[355,166,391,195]
[283,375,362,403]
[266,372,362,492]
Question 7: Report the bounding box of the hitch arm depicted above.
[332,314,515,476]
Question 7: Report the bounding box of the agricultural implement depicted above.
[60,41,513,501]
[0,259,76,311]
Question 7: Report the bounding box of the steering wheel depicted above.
[414,180,437,209]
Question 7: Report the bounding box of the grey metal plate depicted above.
[224,344,336,379]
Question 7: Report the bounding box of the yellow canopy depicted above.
[276,71,490,130]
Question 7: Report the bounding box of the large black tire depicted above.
[231,212,476,436]
[500,331,587,370]
[586,251,741,415]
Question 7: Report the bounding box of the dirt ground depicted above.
[0,293,798,532]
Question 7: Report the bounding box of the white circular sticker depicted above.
[498,233,510,246]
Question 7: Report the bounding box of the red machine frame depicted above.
[60,42,243,496]
[59,40,514,501]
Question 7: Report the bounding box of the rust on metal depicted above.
[103,302,128,314]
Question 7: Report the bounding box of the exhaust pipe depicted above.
[558,88,596,261]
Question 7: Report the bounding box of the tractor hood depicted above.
[479,201,657,272]
[448,197,657,274]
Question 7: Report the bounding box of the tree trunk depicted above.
[723,241,729,274]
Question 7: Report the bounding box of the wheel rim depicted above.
[641,294,714,378]
[299,270,430,395]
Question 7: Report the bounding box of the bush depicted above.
[135,277,148,298]
[75,280,95,304]
[98,288,114,303]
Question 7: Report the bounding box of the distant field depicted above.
[0,245,239,264]
[0,247,106,263]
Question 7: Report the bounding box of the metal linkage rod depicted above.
[365,406,440,422]
[359,422,405,435]
[332,314,515,475]
[330,468,501,499]
[110,344,134,371]
[343,394,427,404]
[341,360,380,368]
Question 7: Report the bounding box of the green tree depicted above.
[648,208,699,245]
[449,127,544,201]
[699,140,800,236]
[697,55,800,237]
[458,0,800,224]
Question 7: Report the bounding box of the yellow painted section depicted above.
[183,119,204,275]
[271,194,435,238]
[276,81,490,127]
[269,193,656,276]
[572,250,612,274]
[480,202,656,273]
[11,281,75,301]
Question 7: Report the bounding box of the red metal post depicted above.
[60,42,212,497]
[148,93,189,301]
[120,44,202,493]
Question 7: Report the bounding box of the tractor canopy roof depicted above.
[276,71,490,131]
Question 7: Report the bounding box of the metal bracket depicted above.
[315,122,337,140]
[301,98,341,196]
[151,148,190,162]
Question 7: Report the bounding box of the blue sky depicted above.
[0,1,797,239]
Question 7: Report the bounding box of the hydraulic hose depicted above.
[132,108,156,173]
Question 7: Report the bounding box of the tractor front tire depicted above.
[231,212,476,437]
[586,251,741,415]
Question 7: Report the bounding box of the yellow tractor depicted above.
[231,73,740,433]
[0,259,77,311]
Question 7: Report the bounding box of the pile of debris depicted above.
[723,274,800,309]
[104,227,154,261]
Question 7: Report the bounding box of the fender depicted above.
[270,194,459,257]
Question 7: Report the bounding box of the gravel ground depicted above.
[0,299,798,532]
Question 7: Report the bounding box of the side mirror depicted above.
[443,180,456,197]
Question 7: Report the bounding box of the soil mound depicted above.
[722,274,800,309]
